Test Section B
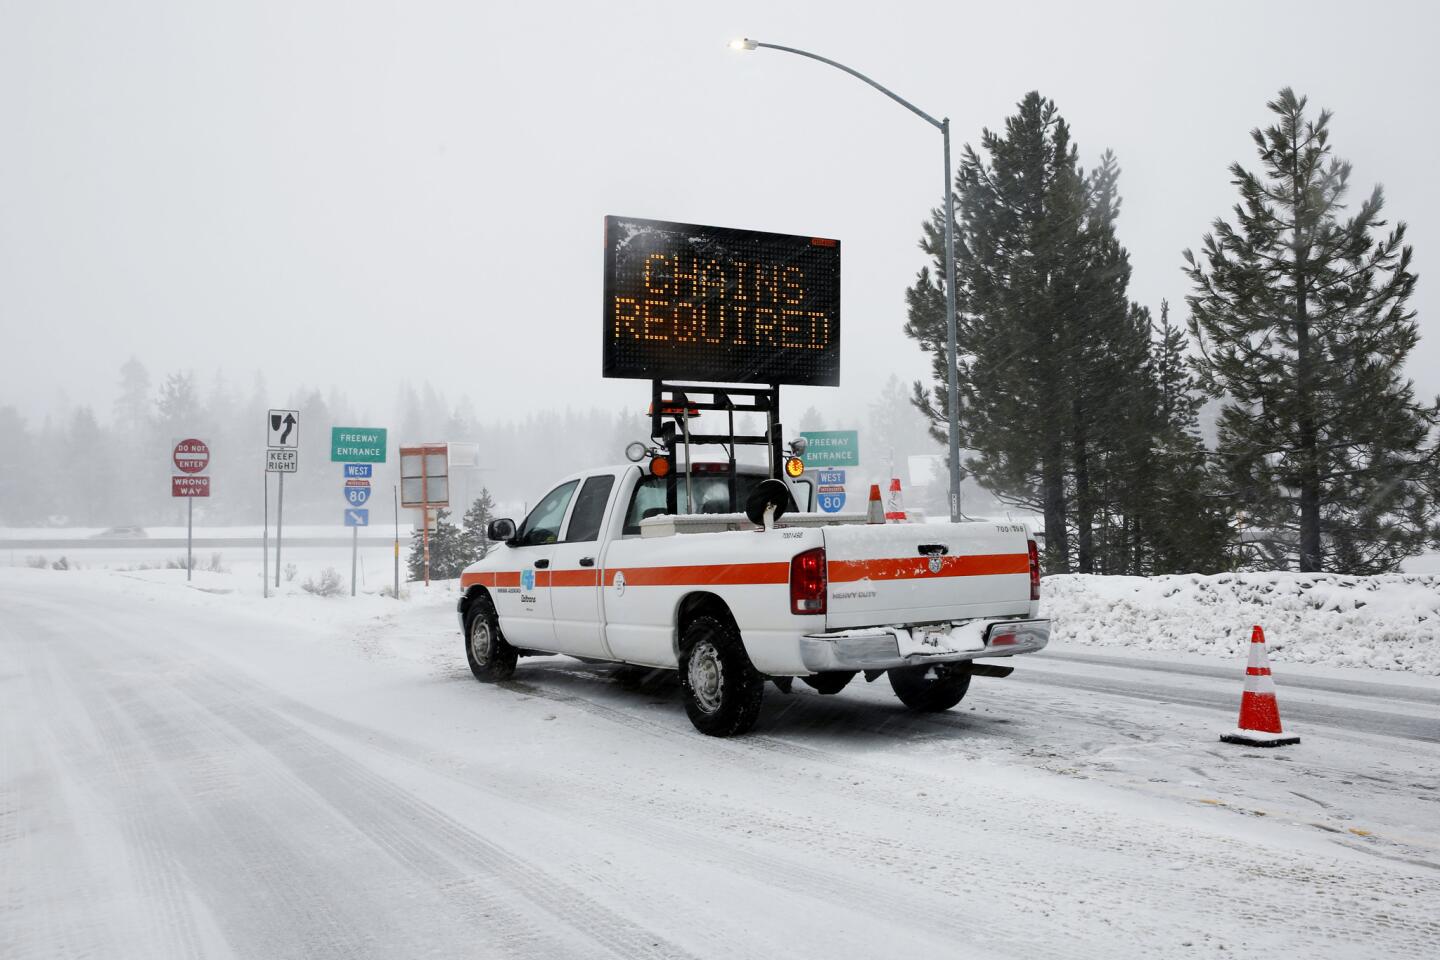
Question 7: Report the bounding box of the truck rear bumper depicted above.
[798,619,1049,673]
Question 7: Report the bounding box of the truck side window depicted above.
[623,475,666,535]
[564,475,615,543]
[515,480,578,546]
[621,472,801,535]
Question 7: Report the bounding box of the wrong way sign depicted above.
[172,475,211,498]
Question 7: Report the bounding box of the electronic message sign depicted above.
[602,216,841,386]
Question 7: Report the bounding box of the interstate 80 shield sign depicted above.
[602,216,841,386]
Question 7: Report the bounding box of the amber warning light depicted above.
[602,215,841,387]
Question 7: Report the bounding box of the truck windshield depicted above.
[623,472,803,535]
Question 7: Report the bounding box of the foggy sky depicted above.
[3,0,1438,435]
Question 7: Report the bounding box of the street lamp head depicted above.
[728,38,757,51]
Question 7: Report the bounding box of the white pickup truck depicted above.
[457,462,1049,736]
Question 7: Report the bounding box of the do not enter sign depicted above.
[173,438,210,474]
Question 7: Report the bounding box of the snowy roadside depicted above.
[1044,572,1440,675]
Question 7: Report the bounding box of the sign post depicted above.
[268,409,300,588]
[263,472,269,599]
[171,438,210,581]
[331,430,386,597]
[400,444,449,586]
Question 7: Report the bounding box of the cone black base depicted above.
[1220,732,1300,748]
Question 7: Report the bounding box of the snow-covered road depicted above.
[3,568,1438,959]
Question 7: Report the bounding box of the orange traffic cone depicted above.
[1220,626,1299,747]
[884,476,908,522]
[866,484,885,524]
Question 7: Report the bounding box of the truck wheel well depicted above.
[460,585,491,618]
[675,592,735,657]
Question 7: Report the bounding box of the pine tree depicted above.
[1068,151,1144,574]
[0,407,38,525]
[461,489,499,563]
[111,358,153,523]
[1184,88,1437,573]
[155,371,201,434]
[407,509,469,580]
[114,357,151,436]
[64,407,114,526]
[1140,302,1234,574]
[907,92,1088,571]
[906,93,1172,574]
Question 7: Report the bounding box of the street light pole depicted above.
[731,38,962,521]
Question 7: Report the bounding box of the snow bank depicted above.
[1043,572,1440,675]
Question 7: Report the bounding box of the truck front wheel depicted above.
[464,593,517,683]
[679,616,764,737]
[888,664,971,712]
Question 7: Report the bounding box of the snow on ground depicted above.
[4,565,1439,959]
[1045,572,1440,675]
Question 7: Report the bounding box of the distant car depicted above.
[91,526,148,539]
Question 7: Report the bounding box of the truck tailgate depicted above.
[821,522,1033,630]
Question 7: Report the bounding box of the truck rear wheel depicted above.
[888,664,970,712]
[464,593,517,682]
[679,615,764,737]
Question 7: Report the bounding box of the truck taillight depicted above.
[1028,539,1040,601]
[790,547,827,615]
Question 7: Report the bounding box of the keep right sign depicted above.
[267,448,298,473]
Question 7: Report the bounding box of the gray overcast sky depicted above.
[2,0,1437,431]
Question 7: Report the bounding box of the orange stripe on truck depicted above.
[828,553,1028,583]
[547,569,601,588]
[460,571,521,589]
[604,562,791,587]
[462,556,1024,592]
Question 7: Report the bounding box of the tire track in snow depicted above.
[3,611,217,960]
[24,597,453,960]
[483,666,1440,958]
[114,655,700,960]
[263,687,1076,958]
[53,607,675,959]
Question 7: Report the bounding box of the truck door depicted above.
[491,479,577,650]
[547,473,617,658]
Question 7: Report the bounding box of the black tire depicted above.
[464,593,517,682]
[678,615,764,737]
[888,664,971,712]
[801,671,856,695]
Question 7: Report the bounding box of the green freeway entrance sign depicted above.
[330,427,387,463]
[801,429,859,468]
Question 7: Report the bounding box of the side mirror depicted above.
[487,518,517,544]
